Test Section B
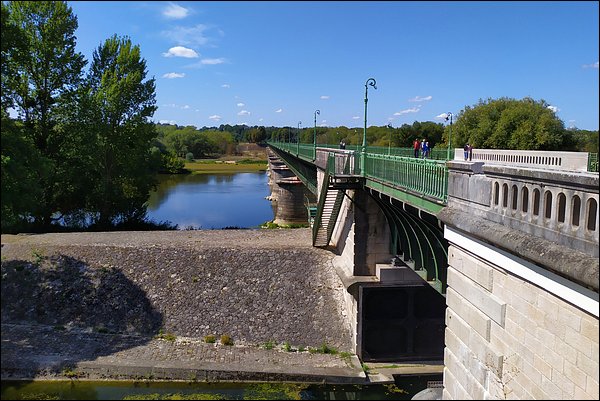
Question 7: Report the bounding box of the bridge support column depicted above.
[273,178,308,226]
[328,185,392,276]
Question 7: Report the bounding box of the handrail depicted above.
[364,154,448,203]
[311,153,334,246]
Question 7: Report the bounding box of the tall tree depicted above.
[2,1,86,228]
[448,97,567,150]
[84,34,158,227]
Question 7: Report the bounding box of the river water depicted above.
[0,377,438,400]
[145,172,275,229]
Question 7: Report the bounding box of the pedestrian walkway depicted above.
[1,323,367,384]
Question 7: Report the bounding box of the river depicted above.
[145,172,275,229]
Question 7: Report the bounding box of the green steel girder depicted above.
[370,190,448,294]
[269,147,318,195]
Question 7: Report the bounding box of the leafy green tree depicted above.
[83,34,158,228]
[2,1,86,229]
[448,97,566,150]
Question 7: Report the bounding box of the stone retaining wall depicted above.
[1,230,353,352]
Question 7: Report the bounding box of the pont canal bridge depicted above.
[267,141,599,400]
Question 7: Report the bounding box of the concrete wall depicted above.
[441,161,599,400]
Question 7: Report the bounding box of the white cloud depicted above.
[208,115,222,121]
[238,110,250,116]
[259,118,264,122]
[547,105,560,113]
[237,103,245,107]
[162,72,185,79]
[182,105,190,109]
[352,116,360,120]
[394,107,421,116]
[163,46,199,58]
[582,61,599,69]
[159,119,177,125]
[201,58,226,65]
[275,108,283,113]
[161,25,210,47]
[409,95,433,102]
[320,95,330,100]
[163,3,189,19]
[435,113,448,120]
[221,84,230,88]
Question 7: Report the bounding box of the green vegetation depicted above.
[262,340,276,350]
[220,334,233,346]
[308,343,338,355]
[61,366,82,379]
[155,329,177,342]
[184,160,267,174]
[204,335,216,344]
[124,394,225,400]
[260,221,309,229]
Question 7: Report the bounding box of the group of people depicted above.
[413,138,430,159]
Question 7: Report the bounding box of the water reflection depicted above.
[1,379,434,400]
[146,172,275,229]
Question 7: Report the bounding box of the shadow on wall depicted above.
[1,254,163,374]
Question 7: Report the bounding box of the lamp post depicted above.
[313,110,320,160]
[387,123,393,155]
[363,78,377,153]
[445,112,453,160]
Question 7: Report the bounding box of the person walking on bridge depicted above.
[413,138,420,158]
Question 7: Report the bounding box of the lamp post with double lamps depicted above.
[313,110,320,159]
[363,78,377,153]
[445,112,453,160]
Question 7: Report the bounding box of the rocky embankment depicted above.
[1,229,352,351]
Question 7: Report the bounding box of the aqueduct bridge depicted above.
[267,141,599,400]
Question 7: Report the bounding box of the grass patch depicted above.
[260,221,309,229]
[204,335,216,343]
[262,340,276,350]
[184,160,267,174]
[220,334,233,346]
[155,329,176,342]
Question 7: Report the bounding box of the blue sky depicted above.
[68,1,599,130]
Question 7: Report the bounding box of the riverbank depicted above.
[184,159,268,174]
[0,229,363,383]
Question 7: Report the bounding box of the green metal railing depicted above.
[268,141,449,204]
[589,153,598,173]
[363,154,449,203]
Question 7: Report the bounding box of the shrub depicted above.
[204,335,216,343]
[220,334,233,346]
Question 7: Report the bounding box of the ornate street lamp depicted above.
[445,112,453,160]
[313,110,320,147]
[363,78,377,153]
[387,123,393,155]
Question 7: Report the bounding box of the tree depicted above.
[83,34,158,228]
[2,1,86,229]
[448,97,567,150]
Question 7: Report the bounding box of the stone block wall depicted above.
[443,239,599,399]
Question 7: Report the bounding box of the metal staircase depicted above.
[312,184,345,247]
